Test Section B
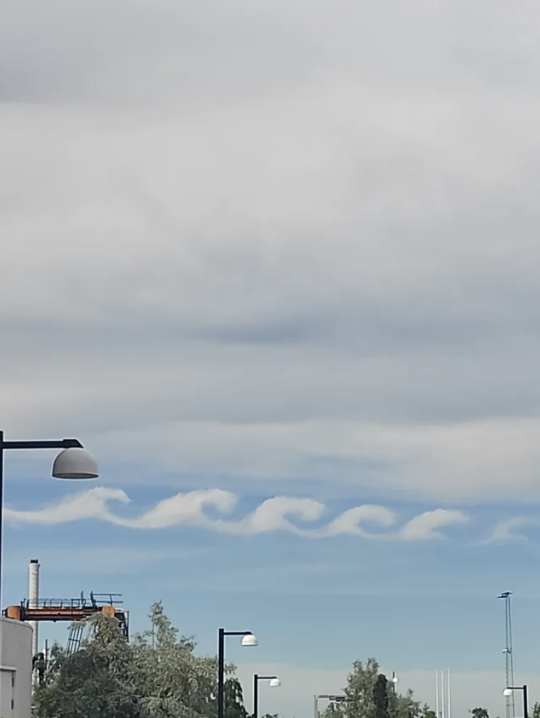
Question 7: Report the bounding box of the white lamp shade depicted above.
[52,448,99,479]
[503,689,513,697]
[392,676,399,684]
[241,633,258,647]
[269,679,281,688]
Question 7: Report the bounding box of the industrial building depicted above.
[0,616,33,718]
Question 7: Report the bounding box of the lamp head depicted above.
[503,689,513,697]
[269,678,281,688]
[392,676,399,684]
[241,633,258,647]
[52,448,99,479]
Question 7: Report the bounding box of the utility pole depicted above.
[498,592,516,718]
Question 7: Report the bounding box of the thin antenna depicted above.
[498,592,516,718]
[447,669,451,718]
[435,671,440,718]
[441,671,445,718]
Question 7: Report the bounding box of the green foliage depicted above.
[373,675,389,718]
[533,703,540,718]
[321,703,346,718]
[319,660,428,718]
[33,612,434,718]
[33,612,137,718]
[395,690,421,718]
[33,602,245,718]
[343,657,381,718]
[224,678,248,718]
[470,709,489,718]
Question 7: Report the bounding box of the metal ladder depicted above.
[66,623,86,655]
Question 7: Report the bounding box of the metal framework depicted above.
[3,591,129,648]
[498,592,515,718]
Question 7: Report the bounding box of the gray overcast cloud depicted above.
[2,0,540,502]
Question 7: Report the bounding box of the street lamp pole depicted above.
[0,431,99,614]
[253,674,280,718]
[217,629,257,718]
[504,686,528,718]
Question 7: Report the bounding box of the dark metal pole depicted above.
[0,432,85,618]
[218,628,225,718]
[253,674,259,718]
[523,685,528,718]
[0,430,4,617]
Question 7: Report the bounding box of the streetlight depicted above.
[503,686,528,718]
[314,694,352,718]
[0,431,99,609]
[253,674,280,718]
[218,629,257,718]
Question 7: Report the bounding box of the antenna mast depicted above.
[498,591,515,718]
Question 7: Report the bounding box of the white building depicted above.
[0,617,32,718]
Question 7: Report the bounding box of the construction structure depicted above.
[3,559,129,672]
[498,591,515,718]
[4,592,128,643]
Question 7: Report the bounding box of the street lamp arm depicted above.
[223,630,253,636]
[257,676,278,681]
[1,438,83,450]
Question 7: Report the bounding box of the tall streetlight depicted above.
[253,674,280,718]
[314,694,352,718]
[503,686,528,718]
[0,431,99,610]
[218,629,257,718]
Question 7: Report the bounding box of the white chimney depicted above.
[29,559,40,657]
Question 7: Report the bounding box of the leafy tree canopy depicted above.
[33,602,245,718]
[320,658,429,718]
[34,611,435,718]
[470,708,489,718]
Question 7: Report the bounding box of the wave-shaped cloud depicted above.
[3,486,472,541]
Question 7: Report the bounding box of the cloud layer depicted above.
[93,416,540,502]
[2,486,523,543]
[2,0,540,510]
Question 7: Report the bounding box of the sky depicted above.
[2,0,540,716]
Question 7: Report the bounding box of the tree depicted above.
[130,602,219,718]
[471,709,489,718]
[320,660,428,718]
[224,678,248,718]
[373,675,390,718]
[343,658,381,718]
[395,690,421,718]
[532,704,540,718]
[321,703,346,718]
[33,602,247,718]
[33,612,137,718]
